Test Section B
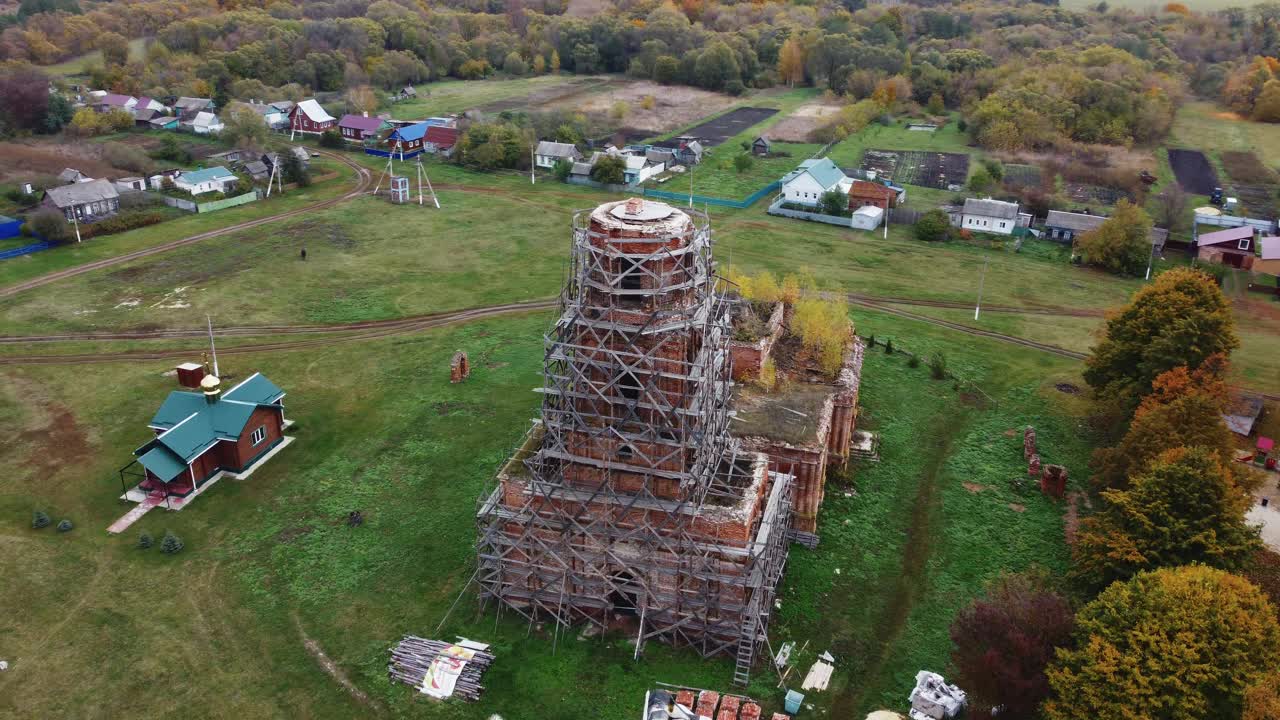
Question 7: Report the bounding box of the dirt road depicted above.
[0,149,373,300]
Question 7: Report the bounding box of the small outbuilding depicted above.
[423,125,459,156]
[1224,392,1265,436]
[1256,236,1280,275]
[535,140,582,169]
[1197,225,1255,269]
[847,180,902,211]
[751,136,772,156]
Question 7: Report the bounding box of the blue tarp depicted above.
[365,148,422,159]
[0,240,53,260]
[0,215,22,240]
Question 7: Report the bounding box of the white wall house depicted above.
[191,111,224,135]
[959,198,1026,236]
[780,158,848,207]
[174,167,238,196]
[535,140,582,169]
[623,155,664,185]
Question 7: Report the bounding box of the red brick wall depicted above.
[229,405,284,470]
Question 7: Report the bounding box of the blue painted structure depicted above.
[642,180,781,210]
[0,214,21,239]
[0,240,54,260]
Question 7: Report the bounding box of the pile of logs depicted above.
[388,635,494,701]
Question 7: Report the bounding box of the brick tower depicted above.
[476,198,794,684]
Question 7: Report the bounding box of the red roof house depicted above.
[423,125,459,155]
[1197,225,1256,269]
[847,180,900,211]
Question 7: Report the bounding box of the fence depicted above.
[0,239,53,260]
[156,194,197,212]
[565,176,631,193]
[643,181,781,210]
[196,190,259,213]
[766,197,861,227]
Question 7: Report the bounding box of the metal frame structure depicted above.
[476,199,793,685]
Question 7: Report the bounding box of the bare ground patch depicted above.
[539,80,738,136]
[0,140,122,184]
[767,100,844,143]
[5,375,93,481]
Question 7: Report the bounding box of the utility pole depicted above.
[71,213,81,243]
[1144,239,1157,280]
[974,256,989,321]
[531,145,536,185]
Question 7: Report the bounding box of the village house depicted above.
[1044,210,1168,252]
[148,115,179,131]
[569,160,594,180]
[174,166,239,196]
[186,111,223,135]
[1197,225,1256,269]
[397,86,417,100]
[1257,236,1280,275]
[147,168,182,190]
[261,147,310,174]
[954,198,1030,236]
[780,158,849,208]
[384,121,430,157]
[122,368,291,508]
[422,125,459,156]
[174,96,215,120]
[132,108,159,126]
[847,179,904,212]
[92,93,135,113]
[42,179,120,221]
[246,101,288,130]
[289,98,337,136]
[674,138,704,165]
[623,154,664,185]
[535,140,583,169]
[751,136,771,156]
[134,96,167,114]
[338,113,390,143]
[58,167,89,184]
[113,177,146,192]
[243,159,270,181]
[646,147,676,167]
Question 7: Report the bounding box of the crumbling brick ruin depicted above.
[450,351,470,383]
[476,199,794,685]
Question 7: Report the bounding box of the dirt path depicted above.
[831,412,964,716]
[293,611,383,714]
[0,149,372,300]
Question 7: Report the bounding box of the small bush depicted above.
[319,128,344,148]
[160,531,184,555]
[138,531,154,549]
[908,354,921,368]
[32,510,51,529]
[725,79,746,96]
[757,358,778,391]
[884,338,894,354]
[929,352,948,379]
[56,519,73,532]
[28,208,74,244]
[734,154,753,173]
[81,210,167,239]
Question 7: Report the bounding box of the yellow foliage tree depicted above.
[793,295,852,376]
[68,107,102,137]
[750,271,782,303]
[777,37,805,88]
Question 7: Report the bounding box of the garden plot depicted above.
[859,149,970,189]
[1220,151,1280,216]
[540,81,741,137]
[1167,149,1219,195]
[768,101,843,142]
[1065,182,1131,206]
[1003,164,1043,189]
[662,106,779,147]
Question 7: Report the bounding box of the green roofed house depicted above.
[780,158,851,208]
[119,364,293,510]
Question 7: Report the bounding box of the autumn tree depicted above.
[346,85,378,115]
[0,62,53,134]
[97,31,129,67]
[949,573,1075,719]
[1244,671,1280,720]
[1151,183,1188,236]
[590,155,626,184]
[1044,566,1280,720]
[1084,267,1238,400]
[1072,447,1261,590]
[1253,79,1280,122]
[778,37,806,87]
[221,102,267,149]
[1077,199,1153,275]
[914,209,952,242]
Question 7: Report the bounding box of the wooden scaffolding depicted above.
[475,199,794,685]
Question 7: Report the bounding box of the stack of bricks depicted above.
[770,714,792,720]
[717,695,741,720]
[739,701,763,720]
[676,690,696,710]
[1023,426,1039,478]
[697,691,720,718]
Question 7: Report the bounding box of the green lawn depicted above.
[390,75,596,118]
[44,37,148,78]
[0,157,348,290]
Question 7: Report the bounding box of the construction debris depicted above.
[801,650,836,691]
[908,671,967,720]
[647,687,764,720]
[388,635,494,701]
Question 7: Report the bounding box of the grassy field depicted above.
[2,89,1278,719]
[390,75,596,118]
[44,37,148,78]
[0,156,347,289]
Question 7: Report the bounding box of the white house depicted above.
[780,158,849,207]
[535,140,582,169]
[956,198,1029,236]
[190,111,224,135]
[622,154,664,185]
[174,166,239,196]
[249,101,288,129]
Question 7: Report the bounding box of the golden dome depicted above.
[200,374,222,395]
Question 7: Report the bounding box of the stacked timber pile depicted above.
[388,636,494,701]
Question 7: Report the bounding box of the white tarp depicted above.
[908,671,967,720]
[421,645,476,699]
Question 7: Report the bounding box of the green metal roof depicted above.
[137,445,187,482]
[140,373,284,465]
[179,166,236,185]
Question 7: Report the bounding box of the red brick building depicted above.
[123,369,289,505]
[847,180,900,211]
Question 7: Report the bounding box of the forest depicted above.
[3,0,1280,149]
